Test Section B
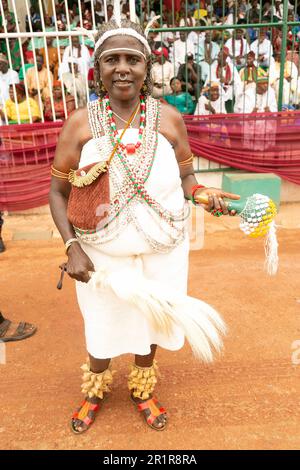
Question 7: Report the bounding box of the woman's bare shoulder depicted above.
[159,101,187,147]
[60,107,92,146]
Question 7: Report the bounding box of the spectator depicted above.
[164,77,195,114]
[0,83,41,124]
[61,57,87,108]
[0,0,21,71]
[250,27,274,69]
[177,53,203,99]
[151,47,174,98]
[25,5,41,32]
[25,54,53,102]
[239,51,264,92]
[194,82,227,115]
[225,27,250,69]
[44,80,76,121]
[204,47,242,112]
[60,36,91,78]
[195,31,220,84]
[169,31,195,74]
[39,37,59,81]
[270,52,300,107]
[95,0,105,26]
[0,53,19,108]
[19,52,35,81]
[247,0,261,23]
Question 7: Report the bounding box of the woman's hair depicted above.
[93,19,153,97]
[170,76,180,86]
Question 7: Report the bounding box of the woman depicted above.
[50,20,239,434]
[164,77,195,114]
[44,81,75,121]
[0,83,40,124]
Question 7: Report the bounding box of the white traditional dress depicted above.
[73,97,225,360]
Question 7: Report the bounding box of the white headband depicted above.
[94,29,151,56]
[99,48,147,61]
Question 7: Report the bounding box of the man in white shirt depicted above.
[151,47,174,98]
[241,75,278,151]
[169,31,195,75]
[225,27,250,68]
[196,31,220,84]
[0,53,19,107]
[250,29,274,68]
[59,36,91,78]
[204,47,242,108]
[195,82,227,115]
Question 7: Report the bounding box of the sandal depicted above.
[0,312,37,343]
[131,395,167,431]
[71,399,101,434]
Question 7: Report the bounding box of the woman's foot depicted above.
[71,396,102,434]
[131,394,167,431]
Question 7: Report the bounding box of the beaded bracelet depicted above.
[191,184,206,205]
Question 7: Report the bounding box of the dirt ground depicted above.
[0,210,300,450]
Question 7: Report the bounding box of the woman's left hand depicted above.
[195,187,240,216]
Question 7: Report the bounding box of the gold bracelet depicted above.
[179,154,194,167]
[51,165,69,180]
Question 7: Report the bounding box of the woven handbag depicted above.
[67,104,139,231]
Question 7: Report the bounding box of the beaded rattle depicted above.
[196,193,279,275]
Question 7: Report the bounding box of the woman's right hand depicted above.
[66,242,95,283]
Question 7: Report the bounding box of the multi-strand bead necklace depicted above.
[75,95,187,252]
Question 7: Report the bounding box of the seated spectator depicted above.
[0,53,19,107]
[60,36,91,78]
[61,57,87,108]
[272,0,283,21]
[239,51,265,91]
[204,47,242,112]
[195,31,220,84]
[250,28,274,69]
[39,37,59,81]
[177,53,203,99]
[151,47,174,98]
[242,73,278,113]
[25,54,53,103]
[247,0,261,23]
[95,0,105,26]
[164,77,195,114]
[0,0,21,71]
[270,52,300,107]
[0,83,41,124]
[194,82,227,115]
[25,5,41,32]
[19,51,34,81]
[169,31,195,75]
[44,80,75,121]
[225,27,250,69]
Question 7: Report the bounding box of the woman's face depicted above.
[99,36,147,102]
[53,86,62,100]
[171,78,182,93]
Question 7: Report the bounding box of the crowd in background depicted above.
[1,0,300,123]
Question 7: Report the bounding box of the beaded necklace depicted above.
[75,96,187,252]
[106,95,146,154]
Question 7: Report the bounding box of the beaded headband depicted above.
[94,29,151,56]
[99,47,147,61]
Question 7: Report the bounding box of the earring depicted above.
[141,83,148,93]
[100,82,106,92]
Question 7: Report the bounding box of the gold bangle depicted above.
[51,165,69,179]
[179,154,194,166]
